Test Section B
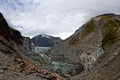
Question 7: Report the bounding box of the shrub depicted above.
[102,16,120,48]
[81,19,95,39]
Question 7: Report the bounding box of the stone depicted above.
[114,52,119,56]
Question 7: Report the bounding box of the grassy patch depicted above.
[81,19,95,39]
[101,16,120,48]
[69,34,79,45]
[69,19,95,45]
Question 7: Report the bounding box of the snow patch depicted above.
[41,34,51,39]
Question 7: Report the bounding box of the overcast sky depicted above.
[0,0,120,39]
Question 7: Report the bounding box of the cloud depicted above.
[0,0,120,39]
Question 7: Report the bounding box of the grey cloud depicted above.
[0,0,120,39]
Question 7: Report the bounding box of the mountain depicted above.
[32,34,62,47]
[0,12,24,53]
[0,12,34,52]
[0,12,63,80]
[48,13,120,79]
[0,12,120,80]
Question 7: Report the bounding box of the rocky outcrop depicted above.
[32,34,62,47]
[22,37,35,51]
[0,13,23,43]
[0,12,24,54]
[48,13,120,79]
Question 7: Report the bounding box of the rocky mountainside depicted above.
[32,34,62,47]
[0,12,24,54]
[48,13,120,79]
[0,12,120,80]
[0,12,63,80]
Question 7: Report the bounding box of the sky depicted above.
[0,0,120,39]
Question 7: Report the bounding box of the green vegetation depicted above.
[69,19,95,45]
[69,34,79,45]
[81,19,95,39]
[101,16,120,48]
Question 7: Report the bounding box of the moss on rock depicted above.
[101,16,120,49]
[69,34,79,45]
[81,19,95,39]
[69,19,95,45]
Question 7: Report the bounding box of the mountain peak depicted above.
[40,34,52,39]
[49,13,120,78]
[94,13,120,20]
[0,12,23,45]
[32,34,62,47]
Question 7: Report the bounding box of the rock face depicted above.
[32,34,62,47]
[0,12,40,80]
[0,12,24,53]
[0,12,63,80]
[22,37,35,51]
[49,13,120,79]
